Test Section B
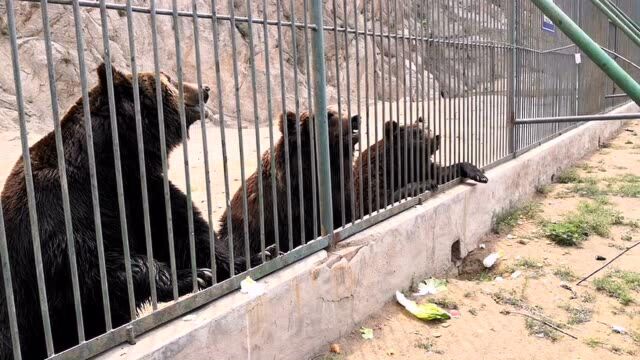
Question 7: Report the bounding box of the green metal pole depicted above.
[309,0,334,240]
[603,0,640,35]
[531,0,640,106]
[591,0,640,49]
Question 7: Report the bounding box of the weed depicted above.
[622,233,634,241]
[415,341,434,352]
[593,270,640,305]
[584,337,605,348]
[569,182,606,198]
[581,292,596,303]
[553,266,577,282]
[515,257,544,270]
[525,318,561,342]
[544,201,624,246]
[493,202,541,234]
[559,304,593,325]
[491,289,524,308]
[468,308,478,316]
[556,168,581,184]
[616,182,640,197]
[463,291,475,298]
[535,184,552,195]
[427,297,459,310]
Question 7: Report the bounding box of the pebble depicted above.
[432,333,442,338]
[330,344,341,354]
[441,323,451,328]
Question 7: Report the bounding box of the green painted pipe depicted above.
[602,0,640,34]
[591,0,640,49]
[531,0,640,106]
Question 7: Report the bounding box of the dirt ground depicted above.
[313,122,640,360]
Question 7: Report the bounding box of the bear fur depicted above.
[0,63,232,358]
[354,117,488,217]
[215,109,360,273]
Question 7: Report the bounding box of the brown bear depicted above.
[354,117,488,217]
[215,109,360,273]
[0,63,239,359]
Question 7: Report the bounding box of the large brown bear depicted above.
[215,109,360,273]
[354,117,488,217]
[0,64,241,359]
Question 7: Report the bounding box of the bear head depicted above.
[95,62,211,153]
[278,108,360,151]
[383,116,440,155]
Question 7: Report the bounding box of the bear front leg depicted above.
[106,252,214,306]
[458,162,489,183]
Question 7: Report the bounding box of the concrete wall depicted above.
[98,103,637,360]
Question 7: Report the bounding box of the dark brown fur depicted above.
[216,109,360,272]
[354,118,487,217]
[0,64,221,359]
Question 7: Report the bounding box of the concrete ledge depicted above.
[98,103,637,360]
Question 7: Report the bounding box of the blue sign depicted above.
[542,15,555,33]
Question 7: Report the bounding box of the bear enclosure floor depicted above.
[313,122,640,360]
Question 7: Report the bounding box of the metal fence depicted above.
[0,0,638,359]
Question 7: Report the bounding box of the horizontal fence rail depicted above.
[0,0,639,359]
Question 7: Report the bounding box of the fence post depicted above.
[309,0,334,243]
[508,0,518,155]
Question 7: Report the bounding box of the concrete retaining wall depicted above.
[98,103,637,360]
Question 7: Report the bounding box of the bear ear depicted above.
[384,121,399,139]
[278,111,297,135]
[416,116,424,123]
[96,62,130,88]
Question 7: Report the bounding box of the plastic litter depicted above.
[483,252,501,268]
[413,278,448,296]
[612,325,626,334]
[396,291,451,321]
[240,277,266,296]
[360,327,374,340]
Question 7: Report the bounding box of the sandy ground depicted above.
[312,122,640,360]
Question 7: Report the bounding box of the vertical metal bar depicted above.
[190,0,216,283]
[342,0,355,225]
[246,0,266,257]
[288,0,306,243]
[422,0,429,193]
[226,0,251,268]
[309,0,335,238]
[276,0,295,250]
[5,0,54,354]
[38,0,84,340]
[0,201,21,359]
[365,0,374,216]
[71,0,112,327]
[511,0,518,155]
[171,0,197,290]
[265,0,281,247]
[372,0,380,213]
[331,0,346,225]
[209,0,236,275]
[387,0,395,206]
[353,0,363,220]
[126,0,157,309]
[435,0,443,185]
[98,0,136,317]
[399,0,409,200]
[302,0,318,238]
[380,0,388,210]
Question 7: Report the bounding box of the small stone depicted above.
[386,349,396,356]
[441,323,451,328]
[596,255,606,261]
[330,344,341,354]
[432,333,442,338]
[507,234,516,240]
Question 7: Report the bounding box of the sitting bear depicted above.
[0,63,239,359]
[354,117,488,217]
[215,109,360,274]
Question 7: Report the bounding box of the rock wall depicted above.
[0,0,507,132]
